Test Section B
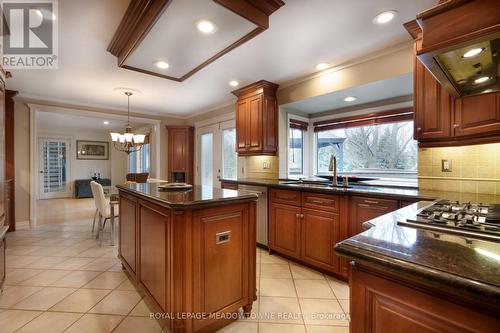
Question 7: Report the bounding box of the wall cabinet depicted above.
[349,196,398,237]
[232,80,279,156]
[166,126,194,184]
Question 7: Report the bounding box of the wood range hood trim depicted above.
[107,0,284,82]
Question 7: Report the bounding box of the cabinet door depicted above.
[119,195,137,274]
[269,202,301,259]
[139,201,169,311]
[414,59,452,140]
[454,92,500,137]
[349,197,398,236]
[0,238,5,289]
[170,129,187,172]
[301,208,339,273]
[236,100,248,152]
[248,95,263,152]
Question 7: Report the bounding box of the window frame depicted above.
[287,117,309,177]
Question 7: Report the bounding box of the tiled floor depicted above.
[2,198,350,332]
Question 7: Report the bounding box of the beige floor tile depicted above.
[0,286,42,308]
[299,299,348,326]
[89,290,142,315]
[260,264,292,279]
[0,310,42,333]
[260,253,288,264]
[4,268,44,285]
[260,278,297,297]
[338,299,349,314]
[80,258,119,271]
[295,280,335,299]
[306,325,349,333]
[19,270,72,287]
[327,279,349,299]
[259,322,306,333]
[22,256,68,269]
[52,257,96,270]
[114,316,163,333]
[290,264,325,280]
[107,264,125,272]
[129,299,155,317]
[12,287,77,311]
[83,271,127,289]
[259,296,303,324]
[77,247,115,258]
[5,255,43,268]
[216,321,257,333]
[16,311,82,333]
[51,288,111,313]
[65,314,124,333]
[116,278,139,291]
[50,270,101,288]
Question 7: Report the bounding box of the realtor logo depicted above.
[1,0,58,69]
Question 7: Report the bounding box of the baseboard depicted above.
[256,242,268,251]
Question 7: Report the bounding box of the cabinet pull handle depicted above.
[310,199,328,205]
[300,214,304,218]
[296,213,300,218]
[453,124,459,128]
[417,127,422,131]
[363,200,379,205]
[359,203,388,210]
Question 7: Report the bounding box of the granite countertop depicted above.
[117,183,258,209]
[220,178,500,203]
[335,202,500,307]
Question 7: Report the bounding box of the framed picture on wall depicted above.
[76,140,109,160]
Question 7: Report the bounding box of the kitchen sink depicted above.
[281,181,351,189]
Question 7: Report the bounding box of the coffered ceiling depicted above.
[6,0,436,117]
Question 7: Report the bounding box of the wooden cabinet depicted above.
[166,126,194,184]
[232,80,279,156]
[414,58,452,141]
[119,193,137,275]
[301,208,339,272]
[454,92,500,137]
[269,189,341,276]
[349,196,398,237]
[220,181,238,190]
[0,232,5,290]
[269,202,301,259]
[350,265,500,333]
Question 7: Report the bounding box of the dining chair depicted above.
[126,172,149,183]
[90,182,99,232]
[90,181,119,245]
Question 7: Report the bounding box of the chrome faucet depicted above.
[328,155,337,187]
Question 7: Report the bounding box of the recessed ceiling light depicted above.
[229,80,239,87]
[315,63,329,70]
[463,48,485,58]
[373,10,397,25]
[154,61,169,69]
[344,96,357,102]
[103,121,109,125]
[196,19,217,34]
[474,76,491,84]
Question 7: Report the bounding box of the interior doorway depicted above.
[38,137,72,199]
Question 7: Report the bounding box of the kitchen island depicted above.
[335,202,500,333]
[116,183,258,333]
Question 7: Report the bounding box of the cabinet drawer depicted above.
[302,192,339,212]
[221,182,238,190]
[269,189,301,206]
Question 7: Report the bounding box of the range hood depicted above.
[405,0,500,98]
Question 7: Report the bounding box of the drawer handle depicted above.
[309,199,331,205]
[363,200,379,205]
[359,204,388,211]
[277,195,297,200]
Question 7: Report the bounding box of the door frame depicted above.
[37,136,73,199]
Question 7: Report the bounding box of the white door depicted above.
[197,120,237,187]
[39,138,72,199]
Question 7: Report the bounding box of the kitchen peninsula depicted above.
[116,183,258,333]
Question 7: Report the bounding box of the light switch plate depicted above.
[441,159,452,172]
[263,162,271,170]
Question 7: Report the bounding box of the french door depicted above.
[38,138,72,199]
[197,120,237,187]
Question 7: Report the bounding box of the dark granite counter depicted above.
[220,178,500,203]
[335,202,500,307]
[117,183,258,209]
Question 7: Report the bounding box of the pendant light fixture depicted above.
[110,92,145,154]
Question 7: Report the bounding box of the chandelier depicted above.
[110,92,145,154]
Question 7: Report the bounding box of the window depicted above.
[222,128,237,179]
[289,128,304,175]
[129,140,150,173]
[314,112,417,179]
[288,119,308,176]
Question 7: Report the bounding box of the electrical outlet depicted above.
[263,162,271,170]
[441,159,452,172]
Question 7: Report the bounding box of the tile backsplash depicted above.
[418,143,500,194]
[244,155,279,180]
